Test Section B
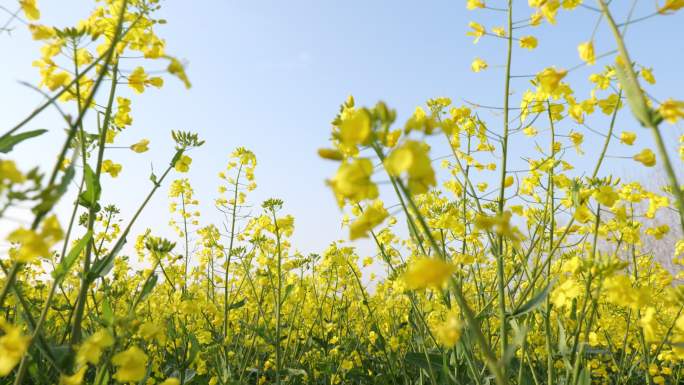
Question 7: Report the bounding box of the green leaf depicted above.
[407,217,421,244]
[227,298,246,310]
[78,164,101,210]
[138,273,158,302]
[503,320,529,366]
[311,335,328,350]
[90,238,126,280]
[614,62,653,127]
[558,317,571,372]
[508,281,553,318]
[48,344,74,370]
[282,284,294,302]
[32,164,75,216]
[56,164,76,196]
[578,367,591,385]
[102,298,114,326]
[52,231,92,281]
[170,149,183,167]
[404,352,444,373]
[0,129,47,153]
[188,333,201,362]
[370,324,386,351]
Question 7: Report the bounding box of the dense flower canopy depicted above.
[1,1,684,385]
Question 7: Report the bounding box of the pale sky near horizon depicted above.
[1,1,683,265]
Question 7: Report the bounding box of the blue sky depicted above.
[1,1,683,260]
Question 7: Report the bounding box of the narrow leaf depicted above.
[138,273,158,302]
[0,129,47,153]
[508,281,553,318]
[102,298,114,326]
[52,231,92,281]
[78,164,101,210]
[227,298,246,310]
[614,62,652,127]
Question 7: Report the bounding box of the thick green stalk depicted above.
[271,209,284,385]
[224,164,243,337]
[544,100,556,385]
[70,60,120,344]
[494,0,514,373]
[597,0,684,233]
[181,190,190,293]
[570,207,601,385]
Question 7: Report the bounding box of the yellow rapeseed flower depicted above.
[573,204,594,223]
[384,140,436,194]
[114,97,133,128]
[128,67,148,93]
[19,0,40,20]
[577,41,595,65]
[45,71,71,91]
[529,12,543,26]
[167,56,192,89]
[174,155,193,173]
[112,346,148,383]
[569,131,583,154]
[551,279,581,309]
[536,67,567,96]
[349,200,388,240]
[471,57,488,72]
[339,108,371,148]
[659,98,684,123]
[318,148,344,161]
[466,0,485,10]
[633,149,656,167]
[641,67,656,84]
[620,131,636,145]
[328,158,378,207]
[519,35,538,50]
[130,139,150,153]
[0,160,25,184]
[76,329,114,366]
[128,67,163,94]
[639,307,659,342]
[59,366,87,385]
[402,258,456,290]
[102,159,122,177]
[645,224,670,240]
[7,227,50,263]
[466,22,486,43]
[658,0,684,14]
[523,126,537,137]
[491,26,506,36]
[433,311,462,347]
[594,185,618,207]
[539,1,560,24]
[0,320,31,377]
[28,24,54,40]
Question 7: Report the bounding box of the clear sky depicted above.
[1,1,683,260]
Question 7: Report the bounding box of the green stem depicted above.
[270,208,284,385]
[597,0,684,233]
[70,60,120,344]
[224,164,243,337]
[495,1,514,372]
